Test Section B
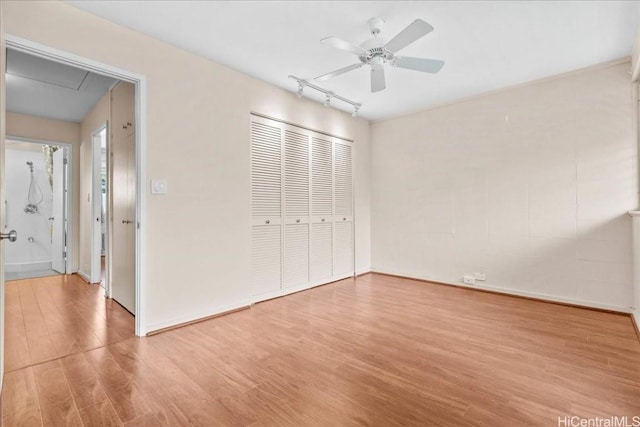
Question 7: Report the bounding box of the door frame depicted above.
[90,123,107,288]
[5,136,72,275]
[5,34,149,337]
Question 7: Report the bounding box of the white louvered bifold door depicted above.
[283,126,310,288]
[310,135,334,282]
[334,139,354,278]
[251,117,283,297]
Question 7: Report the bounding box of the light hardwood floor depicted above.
[2,273,639,426]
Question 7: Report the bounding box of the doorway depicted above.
[3,36,147,336]
[3,139,70,280]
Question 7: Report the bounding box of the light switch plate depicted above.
[151,179,168,195]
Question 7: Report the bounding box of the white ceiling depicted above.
[6,49,117,123]
[67,1,640,121]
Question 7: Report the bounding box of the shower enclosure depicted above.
[4,141,68,280]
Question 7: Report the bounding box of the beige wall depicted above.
[5,112,81,272]
[1,1,371,332]
[371,60,637,311]
[78,93,110,277]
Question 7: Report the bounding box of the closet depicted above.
[250,114,354,301]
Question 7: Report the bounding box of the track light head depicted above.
[352,105,360,118]
[288,76,361,112]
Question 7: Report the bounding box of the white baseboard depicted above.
[355,267,372,276]
[146,299,253,334]
[371,268,633,314]
[76,270,91,283]
[633,310,640,332]
[5,261,51,273]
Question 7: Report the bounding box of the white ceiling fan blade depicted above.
[321,37,367,56]
[315,63,363,81]
[371,65,386,93]
[384,19,434,54]
[392,56,444,73]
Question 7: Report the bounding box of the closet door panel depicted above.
[251,117,283,296]
[310,134,334,281]
[283,127,310,288]
[333,140,354,277]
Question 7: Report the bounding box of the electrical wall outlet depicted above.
[474,272,486,281]
[463,275,476,285]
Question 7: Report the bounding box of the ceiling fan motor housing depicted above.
[360,37,393,64]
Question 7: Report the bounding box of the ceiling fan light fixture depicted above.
[352,105,360,118]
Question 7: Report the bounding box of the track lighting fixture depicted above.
[288,75,362,118]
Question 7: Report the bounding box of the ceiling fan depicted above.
[315,18,444,93]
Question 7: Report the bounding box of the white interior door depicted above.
[1,27,8,380]
[111,82,136,314]
[251,118,283,297]
[51,148,66,273]
[283,127,310,288]
[310,135,334,282]
[90,128,104,283]
[333,140,354,278]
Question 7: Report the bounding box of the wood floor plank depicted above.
[1,367,42,426]
[4,333,32,372]
[60,353,109,411]
[78,400,122,427]
[84,348,151,423]
[122,412,162,426]
[32,360,83,426]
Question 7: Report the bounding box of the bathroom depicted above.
[4,140,67,280]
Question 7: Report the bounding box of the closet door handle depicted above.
[296,219,300,223]
[122,220,133,224]
[321,218,325,222]
[343,217,347,221]
[265,219,270,224]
